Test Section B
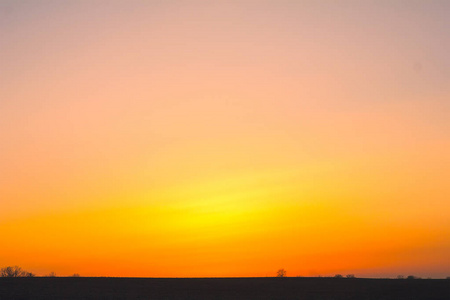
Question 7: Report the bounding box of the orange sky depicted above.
[1,1,449,278]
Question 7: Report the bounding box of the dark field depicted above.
[0,277,448,300]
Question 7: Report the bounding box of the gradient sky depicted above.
[1,0,449,278]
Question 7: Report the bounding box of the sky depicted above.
[0,0,449,278]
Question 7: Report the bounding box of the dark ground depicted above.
[0,277,448,300]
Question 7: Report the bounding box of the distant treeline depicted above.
[2,266,449,279]
[0,266,80,278]
[277,269,449,279]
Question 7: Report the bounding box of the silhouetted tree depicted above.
[25,272,35,277]
[334,274,343,278]
[1,266,26,277]
[47,272,56,277]
[72,273,80,277]
[277,269,287,277]
[346,274,355,278]
[407,275,418,280]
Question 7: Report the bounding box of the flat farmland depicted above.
[0,277,448,300]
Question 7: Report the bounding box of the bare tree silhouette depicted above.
[1,266,27,277]
[277,269,287,277]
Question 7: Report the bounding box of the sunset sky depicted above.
[1,0,449,278]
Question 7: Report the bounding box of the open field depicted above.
[0,277,448,300]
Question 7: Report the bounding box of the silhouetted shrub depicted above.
[334,274,343,278]
[397,275,404,279]
[72,273,80,277]
[47,272,56,277]
[1,266,27,277]
[277,269,286,277]
[346,274,355,278]
[407,275,419,280]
